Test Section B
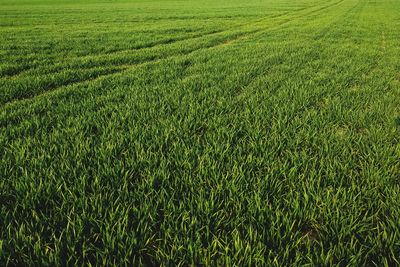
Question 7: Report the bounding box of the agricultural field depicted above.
[1,0,400,265]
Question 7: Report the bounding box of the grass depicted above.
[1,0,400,265]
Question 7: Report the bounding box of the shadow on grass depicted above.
[395,117,400,126]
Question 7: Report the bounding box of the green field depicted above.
[1,0,400,265]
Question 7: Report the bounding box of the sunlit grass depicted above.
[1,0,399,265]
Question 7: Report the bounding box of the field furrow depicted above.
[1,0,347,105]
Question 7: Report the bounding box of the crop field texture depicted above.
[1,0,400,265]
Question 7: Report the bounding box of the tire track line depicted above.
[2,1,329,78]
[1,0,349,109]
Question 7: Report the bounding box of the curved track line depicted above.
[1,0,349,108]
